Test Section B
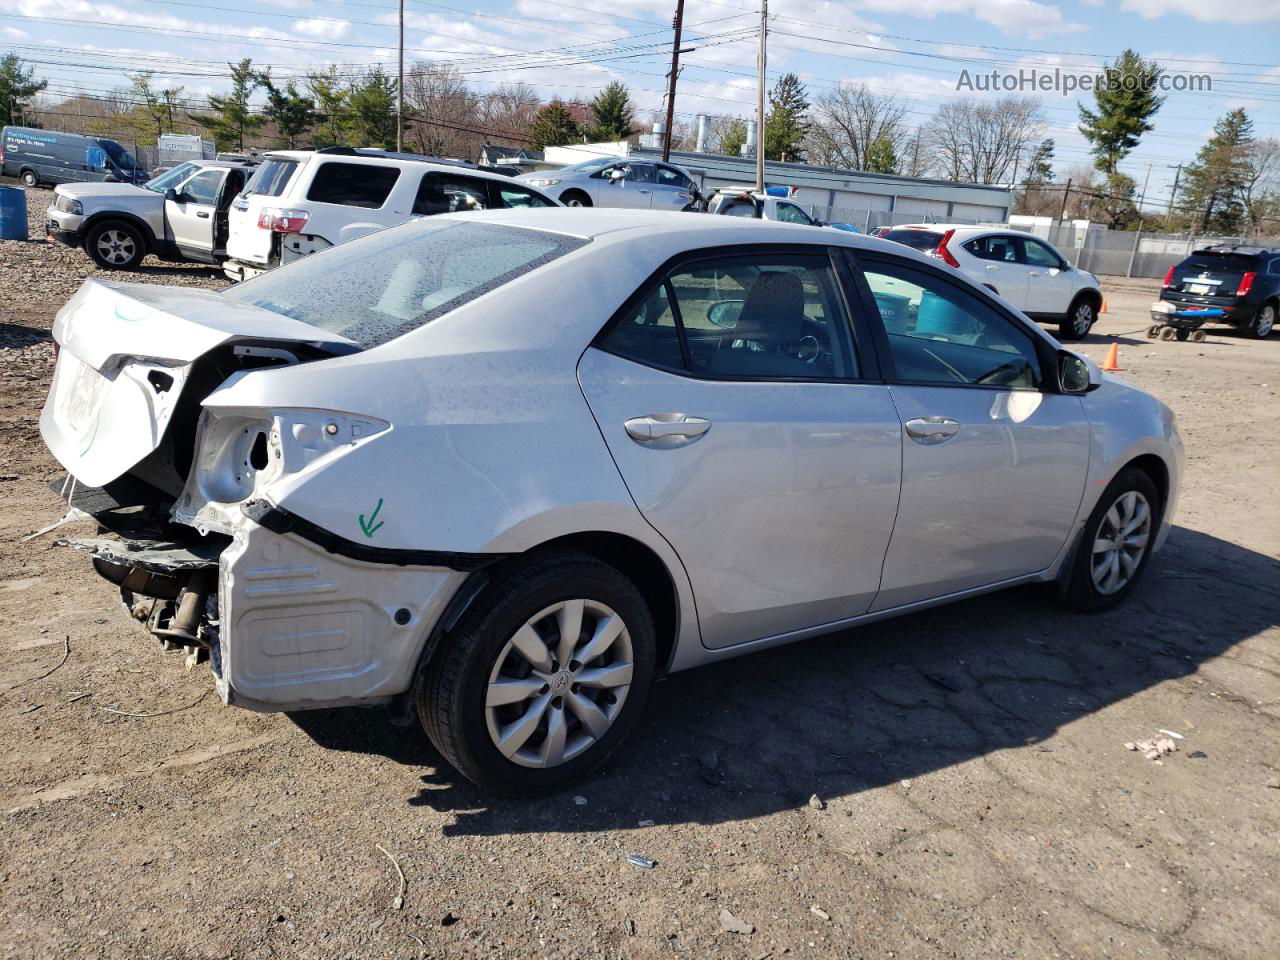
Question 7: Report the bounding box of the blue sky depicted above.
[3,0,1277,206]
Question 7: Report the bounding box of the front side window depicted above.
[307,162,400,208]
[862,258,1041,389]
[413,173,488,215]
[1020,237,1063,269]
[179,169,223,205]
[599,253,858,380]
[224,221,585,349]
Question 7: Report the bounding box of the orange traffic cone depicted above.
[1100,299,1109,314]
[1101,343,1122,372]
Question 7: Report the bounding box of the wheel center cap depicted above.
[550,670,574,694]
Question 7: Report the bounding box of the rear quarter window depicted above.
[307,162,400,208]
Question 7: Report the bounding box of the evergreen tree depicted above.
[259,74,319,148]
[719,119,748,157]
[764,73,809,162]
[307,67,350,148]
[193,59,263,151]
[864,135,896,173]
[529,100,581,149]
[1023,138,1055,184]
[1181,108,1254,234]
[585,82,637,141]
[0,54,47,127]
[1078,50,1164,176]
[347,68,398,149]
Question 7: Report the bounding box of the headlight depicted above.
[528,178,560,187]
[56,195,83,215]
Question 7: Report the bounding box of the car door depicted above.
[165,167,224,260]
[850,252,1090,610]
[577,247,902,649]
[595,161,654,209]
[650,165,693,211]
[962,233,1028,307]
[1018,236,1076,316]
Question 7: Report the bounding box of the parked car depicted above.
[1151,244,1278,339]
[706,186,858,232]
[2,125,148,187]
[39,211,1181,790]
[880,225,1103,340]
[516,156,699,210]
[223,148,558,281]
[45,159,257,270]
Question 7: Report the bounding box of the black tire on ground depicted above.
[560,190,592,208]
[1175,327,1191,341]
[84,220,146,270]
[1058,295,1097,341]
[1063,466,1161,613]
[1249,301,1276,339]
[418,550,656,791]
[20,169,38,188]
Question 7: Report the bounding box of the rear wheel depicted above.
[1250,302,1276,339]
[20,169,38,188]
[1059,295,1096,340]
[419,551,655,790]
[1064,467,1160,612]
[560,190,592,208]
[85,220,145,270]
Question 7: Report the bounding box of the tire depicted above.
[1058,295,1096,341]
[1249,301,1276,339]
[560,190,592,208]
[418,550,656,791]
[1063,467,1160,612]
[20,169,38,188]
[85,220,146,270]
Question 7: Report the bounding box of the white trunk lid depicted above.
[40,278,354,488]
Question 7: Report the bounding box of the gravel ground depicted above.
[1,185,1277,959]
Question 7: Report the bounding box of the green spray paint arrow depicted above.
[358,498,385,538]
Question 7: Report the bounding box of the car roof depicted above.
[263,148,521,181]
[197,159,257,171]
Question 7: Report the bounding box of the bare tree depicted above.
[805,83,908,172]
[480,82,541,147]
[406,62,480,159]
[925,95,1044,185]
[1242,136,1280,236]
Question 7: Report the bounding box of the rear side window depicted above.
[224,221,585,348]
[307,162,400,208]
[963,235,1017,262]
[245,158,297,198]
[882,229,944,252]
[496,184,555,208]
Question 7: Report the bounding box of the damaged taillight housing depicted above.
[257,208,310,233]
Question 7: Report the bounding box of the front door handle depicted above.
[985,264,998,271]
[196,211,210,219]
[904,416,961,444]
[624,414,711,447]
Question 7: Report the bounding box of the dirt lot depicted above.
[1,187,1277,959]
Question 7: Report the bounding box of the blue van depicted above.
[1,126,148,188]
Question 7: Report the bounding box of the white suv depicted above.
[880,225,1102,340]
[224,149,558,281]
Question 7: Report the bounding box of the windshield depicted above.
[144,162,200,193]
[223,220,587,348]
[560,157,615,175]
[1181,252,1260,274]
[97,139,136,170]
[244,158,297,197]
[883,229,945,251]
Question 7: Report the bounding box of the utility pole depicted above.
[661,0,685,163]
[396,0,404,152]
[1058,178,1072,223]
[755,0,767,191]
[1165,162,1183,232]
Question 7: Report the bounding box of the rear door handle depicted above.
[625,415,711,447]
[196,211,210,219]
[904,416,961,444]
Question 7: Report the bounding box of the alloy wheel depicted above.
[1090,490,1152,595]
[484,599,634,769]
[1073,302,1094,337]
[96,229,136,266]
[1257,305,1275,338]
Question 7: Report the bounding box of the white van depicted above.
[223,148,559,281]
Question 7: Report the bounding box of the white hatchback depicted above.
[881,225,1103,340]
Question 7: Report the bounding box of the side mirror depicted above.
[707,300,745,329]
[1058,349,1101,394]
[164,187,178,202]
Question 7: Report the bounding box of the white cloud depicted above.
[1121,0,1272,24]
[3,26,30,39]
[292,18,351,40]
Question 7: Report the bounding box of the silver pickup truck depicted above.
[45,159,256,270]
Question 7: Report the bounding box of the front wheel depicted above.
[1250,302,1276,339]
[1063,468,1160,612]
[85,220,146,270]
[1059,296,1096,341]
[20,169,38,188]
[418,551,656,790]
